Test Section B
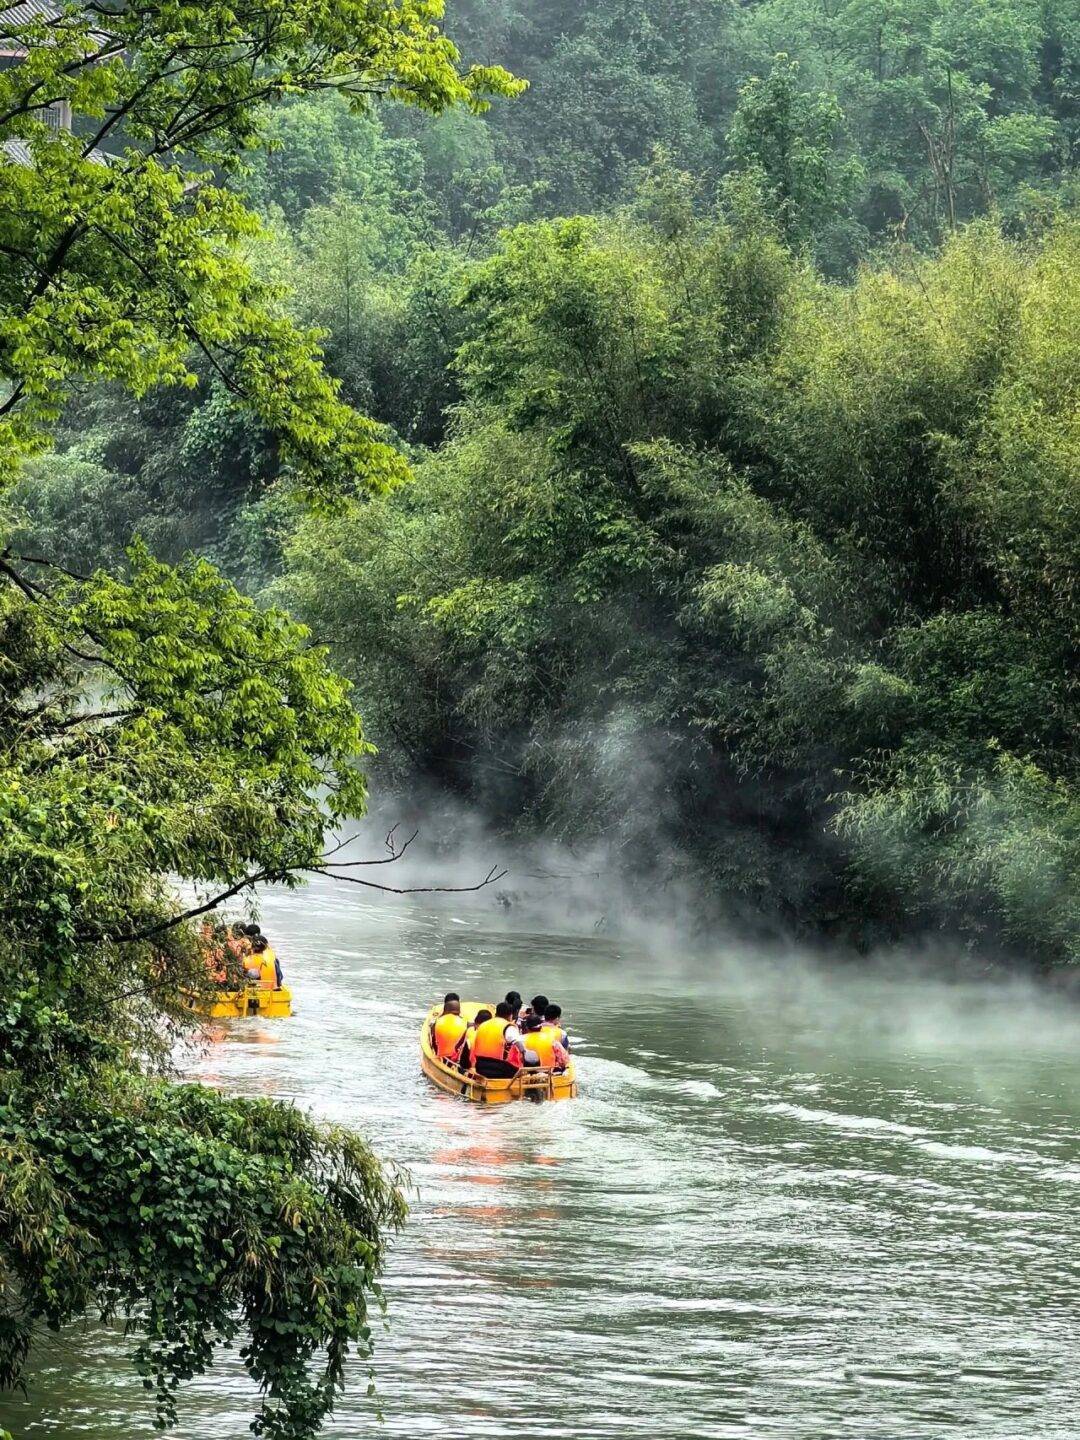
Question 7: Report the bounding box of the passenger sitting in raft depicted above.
[429,992,459,1047]
[247,935,281,991]
[471,1001,532,1078]
[549,1004,570,1049]
[432,994,468,1062]
[531,1004,570,1071]
[519,994,549,1033]
[241,925,282,986]
[228,923,251,960]
[458,1008,491,1072]
[242,925,260,984]
[500,991,548,1063]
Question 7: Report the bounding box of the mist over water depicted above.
[6,820,1080,1440]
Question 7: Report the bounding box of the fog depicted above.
[296,787,1080,1076]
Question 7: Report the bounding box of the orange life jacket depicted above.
[527,1023,565,1068]
[471,1017,521,1070]
[257,946,278,990]
[433,1011,468,1060]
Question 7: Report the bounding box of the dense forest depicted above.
[16,0,1077,964]
[0,0,1078,1432]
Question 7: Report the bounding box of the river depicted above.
[5,870,1080,1439]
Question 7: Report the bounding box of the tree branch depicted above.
[46,707,135,734]
[302,864,508,894]
[5,551,91,582]
[108,853,508,945]
[110,868,279,943]
[0,554,39,602]
[317,827,419,867]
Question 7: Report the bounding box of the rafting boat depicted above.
[183,985,293,1019]
[420,1001,577,1104]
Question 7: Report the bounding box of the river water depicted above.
[6,871,1080,1439]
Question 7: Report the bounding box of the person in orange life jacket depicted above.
[458,1008,492,1071]
[249,935,280,990]
[544,1003,569,1049]
[504,991,545,1065]
[429,992,459,1049]
[522,1004,569,1070]
[502,991,541,1062]
[519,994,549,1034]
[244,921,279,979]
[504,1003,542,1068]
[258,930,283,988]
[432,996,468,1061]
[471,1001,538,1078]
[240,923,283,987]
[529,1004,570,1070]
[241,924,263,983]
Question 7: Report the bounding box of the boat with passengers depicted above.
[420,1000,577,1103]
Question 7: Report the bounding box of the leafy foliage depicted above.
[285,210,1080,964]
[0,538,407,1430]
[20,0,1079,586]
[0,1064,406,1439]
[0,0,521,499]
[0,0,521,1431]
[434,0,1079,248]
[726,55,863,249]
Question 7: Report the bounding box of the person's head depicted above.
[529,994,548,1015]
[244,923,262,938]
[495,1001,513,1020]
[544,1004,562,1024]
[442,997,461,1016]
[474,1009,492,1027]
[505,990,522,1013]
[231,922,247,937]
[251,936,267,954]
[443,992,460,1005]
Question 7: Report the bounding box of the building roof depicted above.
[1,137,32,165]
[1,0,109,159]
[2,133,108,165]
[0,0,64,27]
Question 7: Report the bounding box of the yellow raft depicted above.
[183,985,293,1019]
[420,1001,577,1104]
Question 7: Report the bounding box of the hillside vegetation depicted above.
[284,210,1080,962]
[10,0,1080,968]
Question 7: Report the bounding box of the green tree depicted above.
[0,0,520,499]
[727,54,862,249]
[0,0,519,1432]
[26,0,1079,608]
[735,0,1077,242]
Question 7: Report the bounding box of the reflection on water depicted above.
[5,875,1080,1439]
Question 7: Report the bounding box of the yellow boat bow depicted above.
[183,985,293,1019]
